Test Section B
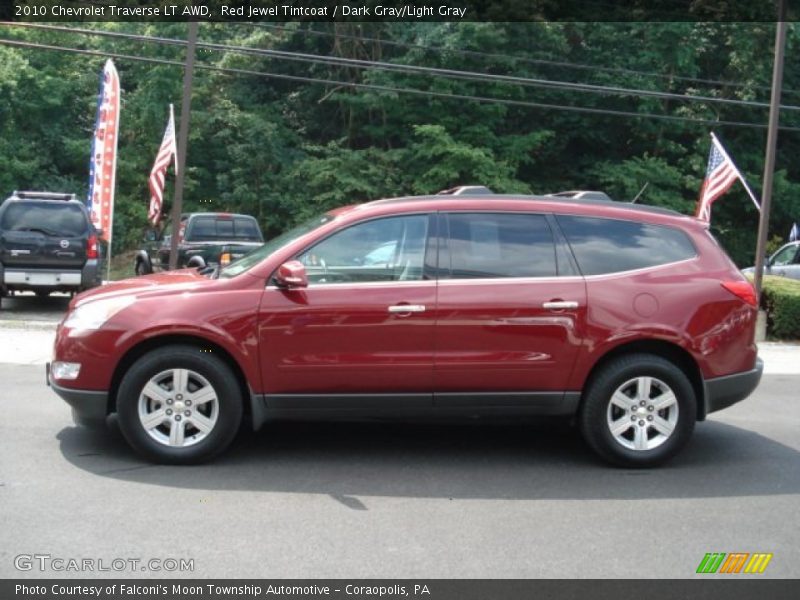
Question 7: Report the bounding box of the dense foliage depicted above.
[760,275,800,339]
[1,22,799,265]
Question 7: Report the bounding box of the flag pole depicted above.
[753,10,787,300]
[710,132,761,212]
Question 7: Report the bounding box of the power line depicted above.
[4,36,800,134]
[5,21,800,114]
[250,22,800,99]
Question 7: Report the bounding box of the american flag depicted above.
[148,105,178,226]
[695,135,740,222]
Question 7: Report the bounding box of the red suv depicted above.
[47,193,763,467]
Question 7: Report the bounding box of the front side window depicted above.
[298,215,429,285]
[771,244,798,266]
[556,215,696,276]
[445,212,557,279]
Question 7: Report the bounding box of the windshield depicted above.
[218,212,336,279]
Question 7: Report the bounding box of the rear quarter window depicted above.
[556,215,696,276]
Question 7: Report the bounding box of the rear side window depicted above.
[446,213,556,278]
[0,201,88,237]
[556,215,696,276]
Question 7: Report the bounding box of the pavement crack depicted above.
[95,464,156,475]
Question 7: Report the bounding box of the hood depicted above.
[71,268,211,309]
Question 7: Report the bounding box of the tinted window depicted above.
[188,216,262,241]
[1,202,88,237]
[234,218,262,241]
[556,215,696,276]
[216,218,234,238]
[298,215,429,284]
[446,213,556,278]
[189,217,217,240]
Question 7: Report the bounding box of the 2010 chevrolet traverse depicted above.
[48,192,763,467]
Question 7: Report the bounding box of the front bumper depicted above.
[47,362,108,427]
[702,357,764,418]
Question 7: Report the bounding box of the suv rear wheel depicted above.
[579,353,696,468]
[116,345,242,464]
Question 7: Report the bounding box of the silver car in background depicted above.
[742,241,800,280]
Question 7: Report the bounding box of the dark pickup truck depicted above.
[0,191,103,301]
[135,212,264,275]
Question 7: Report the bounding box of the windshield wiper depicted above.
[19,227,61,236]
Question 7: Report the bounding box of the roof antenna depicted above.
[631,182,649,204]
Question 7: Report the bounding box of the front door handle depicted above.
[542,301,579,310]
[388,304,426,314]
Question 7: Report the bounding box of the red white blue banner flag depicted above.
[87,59,120,244]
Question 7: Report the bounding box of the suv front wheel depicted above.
[579,353,696,468]
[116,345,243,464]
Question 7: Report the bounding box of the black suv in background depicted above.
[135,212,264,275]
[0,191,103,302]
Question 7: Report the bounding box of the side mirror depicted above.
[275,260,308,289]
[144,229,157,242]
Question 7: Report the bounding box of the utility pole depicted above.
[168,21,198,270]
[753,3,788,299]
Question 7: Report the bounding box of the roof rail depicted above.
[437,185,494,196]
[13,191,78,201]
[547,190,614,202]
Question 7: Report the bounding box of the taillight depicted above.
[220,252,232,266]
[87,234,98,259]
[721,280,757,307]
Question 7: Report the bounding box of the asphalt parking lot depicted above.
[0,298,798,579]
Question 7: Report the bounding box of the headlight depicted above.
[63,296,136,331]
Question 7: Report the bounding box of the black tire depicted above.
[135,259,150,276]
[116,345,243,464]
[579,353,696,468]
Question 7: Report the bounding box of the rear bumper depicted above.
[0,258,100,291]
[47,363,108,426]
[702,358,764,418]
[3,269,82,286]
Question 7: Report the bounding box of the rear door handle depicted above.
[388,304,426,314]
[542,301,579,310]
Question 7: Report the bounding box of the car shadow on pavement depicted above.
[56,417,800,502]
[0,293,70,319]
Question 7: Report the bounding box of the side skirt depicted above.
[249,391,581,430]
